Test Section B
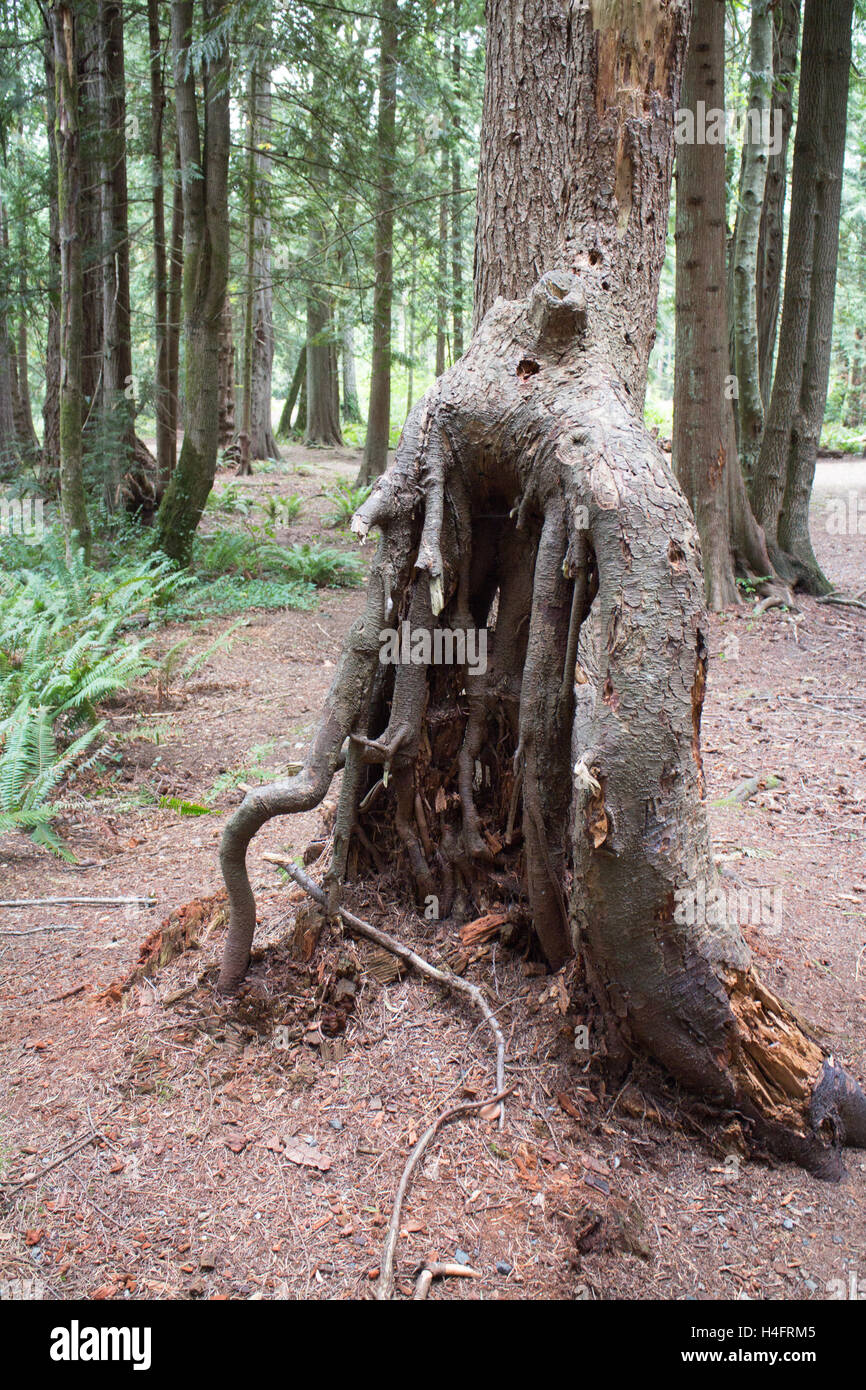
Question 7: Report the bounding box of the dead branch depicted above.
[816,594,866,611]
[373,1087,514,1301]
[0,896,156,908]
[262,854,507,1121]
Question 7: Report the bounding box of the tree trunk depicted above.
[155,0,230,564]
[78,7,102,419]
[277,343,305,438]
[51,1,91,560]
[450,5,464,361]
[752,0,853,592]
[358,0,397,483]
[250,65,279,461]
[341,317,361,423]
[98,0,135,510]
[41,26,61,495]
[167,133,183,475]
[148,0,173,488]
[305,254,342,447]
[756,0,800,409]
[730,0,773,486]
[218,295,235,450]
[435,147,448,377]
[218,0,866,1179]
[673,0,738,611]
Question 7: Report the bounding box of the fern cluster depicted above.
[0,536,188,857]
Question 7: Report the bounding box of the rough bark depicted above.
[41,26,61,494]
[450,4,464,360]
[756,0,800,409]
[358,0,397,482]
[730,0,773,486]
[51,1,91,560]
[673,0,738,610]
[155,0,230,564]
[98,0,135,510]
[218,295,235,449]
[166,134,183,474]
[341,316,361,423]
[218,0,866,1178]
[148,0,173,488]
[752,0,853,592]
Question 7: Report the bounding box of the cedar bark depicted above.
[219,0,866,1178]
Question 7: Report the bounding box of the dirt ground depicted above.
[0,447,864,1302]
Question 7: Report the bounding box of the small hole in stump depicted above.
[517,358,541,379]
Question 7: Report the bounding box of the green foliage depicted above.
[194,532,363,588]
[0,536,188,856]
[323,478,372,528]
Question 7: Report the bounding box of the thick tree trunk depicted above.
[730,0,773,486]
[305,264,342,447]
[219,0,866,1178]
[249,66,279,462]
[155,0,230,564]
[51,1,91,560]
[78,7,102,419]
[358,0,397,483]
[752,0,853,592]
[673,0,738,611]
[756,0,800,409]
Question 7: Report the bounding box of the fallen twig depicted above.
[413,1261,483,1300]
[0,923,85,937]
[263,854,507,1123]
[0,896,155,908]
[373,1087,514,1301]
[816,594,866,611]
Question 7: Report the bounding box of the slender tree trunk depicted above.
[41,27,61,495]
[358,0,397,482]
[51,1,91,559]
[435,146,448,377]
[406,228,416,414]
[78,6,102,418]
[98,0,135,510]
[217,294,235,449]
[752,0,853,591]
[277,343,305,437]
[673,0,738,611]
[450,6,464,360]
[155,0,231,564]
[238,60,257,475]
[249,61,279,461]
[167,134,183,475]
[148,0,173,488]
[756,0,800,408]
[340,317,361,423]
[730,0,773,486]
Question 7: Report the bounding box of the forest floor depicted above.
[0,445,864,1302]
